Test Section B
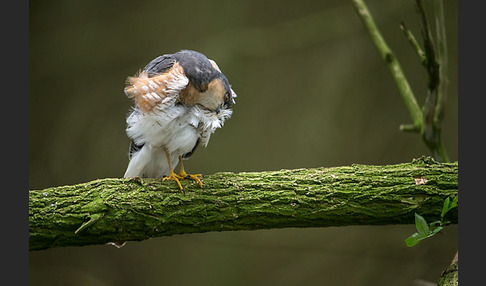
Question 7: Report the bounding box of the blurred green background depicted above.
[29,0,458,285]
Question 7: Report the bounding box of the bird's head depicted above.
[199,75,236,114]
[173,50,236,114]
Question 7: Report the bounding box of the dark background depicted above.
[29,0,458,285]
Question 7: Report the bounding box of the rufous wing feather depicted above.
[124,63,189,112]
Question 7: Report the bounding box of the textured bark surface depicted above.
[437,252,458,286]
[29,158,458,251]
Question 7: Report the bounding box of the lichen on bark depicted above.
[29,157,458,251]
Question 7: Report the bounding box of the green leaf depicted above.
[405,233,420,247]
[405,224,443,247]
[441,196,458,220]
[405,232,425,247]
[414,213,429,236]
[405,197,455,248]
[450,195,458,208]
[429,226,443,236]
[441,197,450,219]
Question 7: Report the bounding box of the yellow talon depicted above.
[179,170,204,188]
[178,156,204,188]
[162,148,204,192]
[162,170,184,192]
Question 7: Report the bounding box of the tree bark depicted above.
[29,157,458,251]
[437,251,458,286]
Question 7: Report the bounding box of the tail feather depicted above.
[124,145,179,179]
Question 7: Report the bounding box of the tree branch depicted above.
[400,21,427,67]
[29,158,458,251]
[350,0,423,131]
[437,251,458,286]
[415,0,450,163]
[351,0,451,162]
[433,0,449,127]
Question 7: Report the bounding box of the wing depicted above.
[144,54,176,76]
[124,55,189,112]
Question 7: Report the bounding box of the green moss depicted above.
[29,160,457,251]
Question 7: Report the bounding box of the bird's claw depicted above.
[179,171,204,189]
[162,171,184,192]
[162,171,204,191]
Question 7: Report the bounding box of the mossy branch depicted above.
[29,158,458,251]
[437,252,458,286]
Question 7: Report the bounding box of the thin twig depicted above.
[352,0,451,162]
[416,0,450,162]
[351,0,423,131]
[433,0,449,128]
[400,21,427,67]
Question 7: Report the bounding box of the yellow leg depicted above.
[161,148,184,192]
[178,156,204,188]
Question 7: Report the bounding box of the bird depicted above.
[123,50,236,191]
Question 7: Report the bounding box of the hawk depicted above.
[123,50,236,191]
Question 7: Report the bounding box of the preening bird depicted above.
[123,50,236,191]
